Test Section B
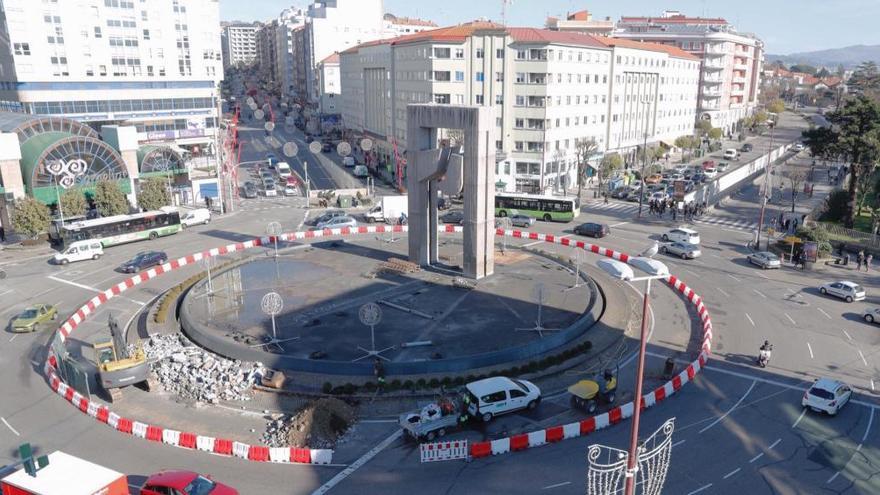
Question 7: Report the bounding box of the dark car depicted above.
[440,210,465,225]
[322,142,333,152]
[141,470,238,495]
[574,222,610,238]
[610,187,629,199]
[741,143,754,152]
[437,196,451,210]
[243,181,258,198]
[119,251,167,273]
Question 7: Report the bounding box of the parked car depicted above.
[243,181,258,199]
[316,215,357,230]
[311,210,346,225]
[266,152,278,166]
[741,143,754,152]
[343,156,356,167]
[703,167,718,179]
[322,142,333,152]
[140,470,238,495]
[53,240,104,264]
[660,241,701,259]
[793,143,805,152]
[610,187,630,199]
[574,222,610,238]
[819,281,866,302]
[802,378,852,416]
[747,251,781,269]
[723,148,739,160]
[717,161,730,172]
[440,210,465,225]
[701,160,716,170]
[508,214,536,228]
[263,180,277,197]
[284,184,299,196]
[260,170,274,182]
[465,377,541,423]
[11,304,58,333]
[180,208,212,228]
[662,227,700,245]
[119,251,168,273]
[644,174,663,184]
[649,191,668,202]
[863,307,880,324]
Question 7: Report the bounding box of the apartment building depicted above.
[221,22,258,68]
[255,21,278,82]
[545,10,615,37]
[0,0,224,150]
[318,53,341,115]
[615,10,764,134]
[383,14,437,36]
[340,22,700,193]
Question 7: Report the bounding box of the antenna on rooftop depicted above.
[501,0,512,26]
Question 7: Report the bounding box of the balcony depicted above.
[732,76,747,83]
[702,90,721,98]
[527,73,547,85]
[734,62,749,71]
[702,76,722,85]
[700,100,720,110]
[730,86,746,95]
[703,62,724,71]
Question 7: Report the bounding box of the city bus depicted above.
[49,208,182,248]
[494,193,581,222]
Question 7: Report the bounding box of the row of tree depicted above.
[12,177,171,239]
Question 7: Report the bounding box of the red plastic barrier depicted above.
[117,418,133,434]
[580,417,596,435]
[292,448,310,464]
[654,386,667,403]
[686,365,696,380]
[248,445,269,462]
[672,375,683,391]
[545,426,564,443]
[96,407,109,423]
[78,398,89,413]
[64,387,74,402]
[510,434,529,451]
[470,441,492,459]
[179,432,197,449]
[214,438,233,455]
[146,425,163,442]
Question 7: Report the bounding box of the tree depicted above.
[696,120,712,137]
[674,135,697,162]
[786,169,808,213]
[708,127,723,141]
[598,153,622,193]
[768,99,785,115]
[850,61,880,95]
[93,180,130,217]
[790,64,818,75]
[138,177,171,211]
[59,188,88,217]
[12,197,50,239]
[816,67,831,78]
[574,137,598,199]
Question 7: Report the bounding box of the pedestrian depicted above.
[0,224,5,243]
[792,218,798,231]
[373,358,386,393]
[603,192,609,204]
[867,254,873,272]
[672,207,677,221]
[857,250,865,271]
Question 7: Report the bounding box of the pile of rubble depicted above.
[262,398,357,449]
[145,333,264,404]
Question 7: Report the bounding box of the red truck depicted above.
[0,451,128,495]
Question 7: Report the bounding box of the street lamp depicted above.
[595,253,669,495]
[637,97,652,219]
[755,120,777,250]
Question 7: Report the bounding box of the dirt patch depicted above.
[263,398,357,449]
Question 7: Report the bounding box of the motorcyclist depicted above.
[760,340,773,352]
[758,340,773,367]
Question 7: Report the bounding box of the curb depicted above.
[43,224,711,466]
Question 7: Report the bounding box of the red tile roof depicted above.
[598,37,700,60]
[820,76,843,87]
[320,53,340,64]
[508,28,607,48]
[569,10,591,21]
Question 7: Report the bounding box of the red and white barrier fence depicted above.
[44,224,711,465]
[420,440,469,463]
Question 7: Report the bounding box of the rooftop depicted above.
[321,52,340,65]
[384,13,438,27]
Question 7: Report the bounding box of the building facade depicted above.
[615,10,764,134]
[383,13,437,36]
[0,0,224,153]
[340,23,700,193]
[221,22,258,68]
[545,10,615,36]
[318,53,341,115]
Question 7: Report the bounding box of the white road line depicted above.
[862,408,874,443]
[687,483,713,495]
[752,289,767,298]
[768,438,781,450]
[672,439,687,448]
[610,221,629,227]
[47,275,97,292]
[871,380,875,392]
[792,409,807,429]
[749,452,764,463]
[717,287,730,297]
[858,349,869,367]
[542,482,572,490]
[784,313,797,325]
[311,429,402,495]
[1,417,20,436]
[827,472,841,484]
[757,272,769,279]
[0,289,12,298]
[807,342,814,359]
[843,329,853,341]
[699,380,756,434]
[745,313,755,327]
[8,335,16,343]
[817,307,832,319]
[727,274,741,282]
[723,467,741,479]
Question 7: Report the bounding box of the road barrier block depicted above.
[580,417,596,435]
[310,449,333,465]
[510,434,529,451]
[269,447,291,463]
[562,422,581,439]
[214,438,233,455]
[196,436,215,452]
[116,417,133,434]
[292,448,311,464]
[491,437,510,455]
[146,425,163,442]
[179,432,197,449]
[162,429,180,446]
[527,430,546,448]
[248,445,269,462]
[470,442,492,459]
[132,421,148,439]
[545,426,564,443]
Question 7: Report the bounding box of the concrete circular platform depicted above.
[179,236,604,376]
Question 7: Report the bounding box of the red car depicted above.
[140,471,238,495]
[701,160,716,170]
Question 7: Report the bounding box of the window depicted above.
[454,71,464,82]
[475,48,484,59]
[495,95,503,104]
[94,26,102,38]
[496,48,504,58]
[432,47,450,59]
[143,29,150,40]
[476,72,484,82]
[433,93,450,104]
[515,118,524,128]
[510,388,527,399]
[13,43,30,55]
[515,95,525,106]
[495,72,503,82]
[515,72,525,83]
[475,95,484,104]
[454,48,464,59]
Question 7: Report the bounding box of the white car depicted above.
[315,215,357,230]
[53,240,104,264]
[723,148,739,160]
[747,251,781,269]
[802,378,852,416]
[819,281,866,302]
[863,307,880,324]
[465,377,541,422]
[180,208,211,228]
[284,184,299,196]
[662,227,700,245]
[793,143,805,152]
[703,167,717,178]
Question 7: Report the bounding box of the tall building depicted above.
[383,13,437,36]
[545,10,615,36]
[0,0,224,152]
[221,22,258,68]
[340,22,700,193]
[272,7,307,98]
[615,10,764,134]
[317,53,341,115]
[255,21,278,82]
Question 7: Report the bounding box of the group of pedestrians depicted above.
[856,250,873,272]
[648,199,707,222]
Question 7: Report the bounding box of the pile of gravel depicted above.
[262,398,357,449]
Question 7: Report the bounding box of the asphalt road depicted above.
[1,107,878,494]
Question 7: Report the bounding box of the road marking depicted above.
[858,349,869,367]
[792,409,807,429]
[699,380,756,433]
[0,289,12,298]
[47,275,97,292]
[7,335,16,343]
[717,287,730,297]
[672,439,686,448]
[784,313,796,325]
[727,274,741,282]
[542,482,572,490]
[749,452,764,463]
[752,289,767,298]
[768,438,781,450]
[311,429,402,495]
[722,468,741,479]
[843,330,853,341]
[687,483,713,495]
[1,417,20,436]
[744,313,755,327]
[862,408,874,442]
[807,342,814,359]
[610,221,629,227]
[817,307,832,319]
[827,471,841,484]
[871,380,875,392]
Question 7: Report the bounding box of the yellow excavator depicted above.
[93,313,157,402]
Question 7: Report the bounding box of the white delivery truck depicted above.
[0,451,129,495]
[277,162,292,178]
[364,195,408,224]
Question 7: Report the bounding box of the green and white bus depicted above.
[49,208,182,247]
[495,193,581,222]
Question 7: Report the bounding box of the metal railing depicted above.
[812,221,880,247]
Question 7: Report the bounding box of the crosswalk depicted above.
[582,200,759,232]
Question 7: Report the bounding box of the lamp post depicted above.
[637,96,652,219]
[595,252,669,495]
[53,174,65,227]
[755,120,777,250]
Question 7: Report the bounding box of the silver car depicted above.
[820,281,866,303]
[508,214,536,228]
[660,242,701,259]
[747,251,781,269]
[315,215,357,230]
[863,307,880,324]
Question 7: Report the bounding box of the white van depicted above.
[662,227,701,245]
[53,240,104,265]
[277,163,292,178]
[464,376,542,422]
[353,165,369,178]
[342,156,356,167]
[180,208,212,228]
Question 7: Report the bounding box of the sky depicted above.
[220,0,880,55]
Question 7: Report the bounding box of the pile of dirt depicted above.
[263,398,357,449]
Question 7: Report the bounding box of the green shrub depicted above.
[389,379,401,390]
[416,378,426,389]
[821,190,850,222]
[342,383,356,395]
[441,377,452,387]
[363,382,376,392]
[453,377,464,386]
[403,380,414,390]
[322,382,333,394]
[428,378,440,389]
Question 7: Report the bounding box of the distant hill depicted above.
[767,44,880,69]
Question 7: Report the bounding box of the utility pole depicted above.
[637,97,651,219]
[755,122,776,250]
[213,87,226,215]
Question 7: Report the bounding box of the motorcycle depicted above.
[757,348,772,368]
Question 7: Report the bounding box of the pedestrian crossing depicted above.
[582,200,758,232]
